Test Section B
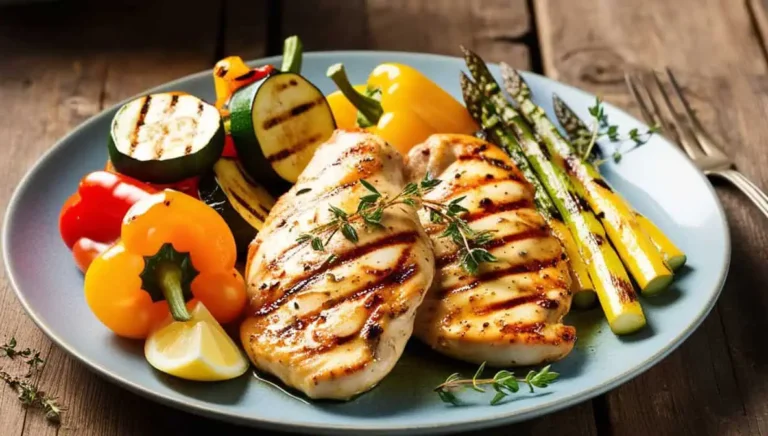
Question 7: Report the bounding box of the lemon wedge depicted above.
[145,301,249,381]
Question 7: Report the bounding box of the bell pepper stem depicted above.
[327,63,383,125]
[156,262,191,322]
[281,35,303,74]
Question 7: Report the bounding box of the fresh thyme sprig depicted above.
[0,336,44,377]
[0,337,32,359]
[0,371,64,423]
[435,362,560,406]
[296,173,497,274]
[25,352,45,377]
[421,198,497,274]
[585,97,660,164]
[1,337,62,424]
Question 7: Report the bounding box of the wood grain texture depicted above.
[535,0,768,107]
[535,0,768,434]
[710,74,768,436]
[748,0,768,61]
[0,1,246,435]
[278,0,533,68]
[0,3,108,434]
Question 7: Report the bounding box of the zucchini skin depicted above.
[198,158,276,256]
[229,71,335,195]
[552,93,686,271]
[108,95,225,184]
[198,170,257,255]
[461,74,645,335]
[228,74,288,191]
[635,212,687,271]
[501,65,674,296]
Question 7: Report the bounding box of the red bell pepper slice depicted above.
[59,171,157,250]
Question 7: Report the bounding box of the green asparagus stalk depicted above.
[461,73,645,335]
[552,93,687,271]
[459,47,594,307]
[501,64,674,295]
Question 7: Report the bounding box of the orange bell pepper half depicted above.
[213,56,275,110]
[84,190,246,339]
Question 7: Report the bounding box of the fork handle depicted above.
[712,169,768,218]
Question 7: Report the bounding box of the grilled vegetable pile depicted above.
[56,35,334,382]
[459,48,686,335]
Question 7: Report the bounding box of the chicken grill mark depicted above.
[254,231,420,315]
[407,134,576,367]
[272,248,417,356]
[241,131,435,400]
[441,257,562,297]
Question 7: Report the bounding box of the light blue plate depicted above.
[2,52,730,434]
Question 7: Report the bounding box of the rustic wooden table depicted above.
[2,0,768,434]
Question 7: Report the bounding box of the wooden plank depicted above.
[282,0,371,51]
[747,0,768,61]
[709,74,768,436]
[0,1,257,435]
[277,0,532,68]
[0,3,109,434]
[478,402,598,435]
[535,0,768,434]
[604,310,752,435]
[535,0,768,108]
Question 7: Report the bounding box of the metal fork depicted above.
[625,68,768,218]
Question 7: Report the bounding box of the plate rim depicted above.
[1,50,732,434]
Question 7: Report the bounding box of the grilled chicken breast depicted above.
[241,130,435,400]
[406,134,576,367]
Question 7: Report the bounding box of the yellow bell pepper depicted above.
[367,63,478,134]
[325,84,368,130]
[326,63,436,155]
[325,63,478,155]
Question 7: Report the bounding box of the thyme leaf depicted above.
[434,362,559,406]
[296,173,497,274]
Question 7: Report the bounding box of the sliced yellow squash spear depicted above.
[502,64,674,296]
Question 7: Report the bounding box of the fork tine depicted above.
[627,72,680,146]
[664,68,726,158]
[648,71,707,160]
[625,72,657,127]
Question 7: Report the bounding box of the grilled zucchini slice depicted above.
[198,158,276,254]
[229,72,335,188]
[109,93,224,184]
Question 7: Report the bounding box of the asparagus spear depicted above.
[552,93,687,271]
[458,47,594,307]
[501,64,673,295]
[552,94,601,162]
[461,73,645,335]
